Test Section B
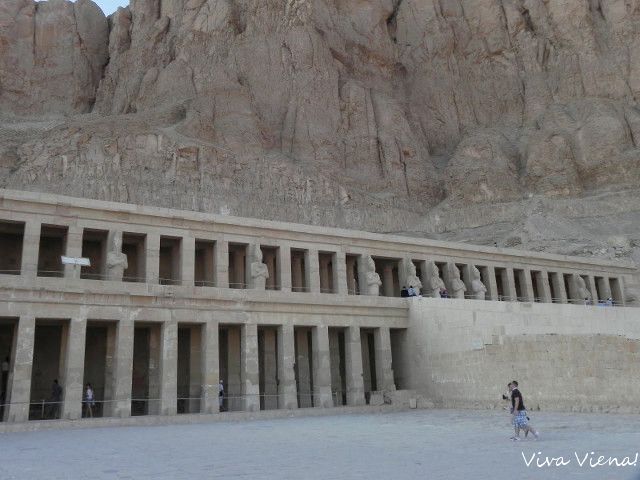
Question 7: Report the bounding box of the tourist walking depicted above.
[509,381,539,441]
[219,380,225,411]
[84,383,95,418]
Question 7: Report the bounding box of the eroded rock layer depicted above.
[1,0,639,290]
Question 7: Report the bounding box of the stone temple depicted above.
[0,188,638,427]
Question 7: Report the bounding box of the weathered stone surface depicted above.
[1,0,640,274]
[0,0,108,116]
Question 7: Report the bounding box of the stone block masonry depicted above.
[0,189,637,425]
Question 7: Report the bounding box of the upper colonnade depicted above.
[0,189,634,306]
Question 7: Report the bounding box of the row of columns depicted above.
[14,220,625,304]
[3,316,395,423]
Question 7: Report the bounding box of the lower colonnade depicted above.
[0,300,404,423]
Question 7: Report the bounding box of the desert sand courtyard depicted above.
[1,409,639,480]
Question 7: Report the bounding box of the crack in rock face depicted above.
[1,0,640,288]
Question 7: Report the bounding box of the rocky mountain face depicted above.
[1,0,639,293]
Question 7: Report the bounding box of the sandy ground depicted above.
[0,409,638,480]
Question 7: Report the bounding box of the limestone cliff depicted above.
[1,0,639,289]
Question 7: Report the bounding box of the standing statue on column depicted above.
[106,233,128,281]
[250,245,269,290]
[448,262,466,299]
[365,255,382,296]
[426,261,445,298]
[572,274,592,304]
[470,266,487,300]
[401,258,422,296]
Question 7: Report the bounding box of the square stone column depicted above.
[597,277,612,301]
[504,269,517,301]
[312,325,333,407]
[334,252,348,295]
[461,264,474,293]
[110,318,134,418]
[241,323,260,412]
[277,324,297,409]
[374,327,395,392]
[200,320,220,414]
[587,276,599,302]
[551,272,568,303]
[522,269,535,302]
[145,233,160,284]
[356,255,368,296]
[214,240,229,288]
[279,244,292,293]
[345,326,365,406]
[64,225,84,279]
[61,316,87,420]
[21,221,41,279]
[181,236,196,286]
[160,319,178,415]
[537,270,552,303]
[611,277,625,305]
[5,316,35,423]
[306,249,321,294]
[486,267,499,301]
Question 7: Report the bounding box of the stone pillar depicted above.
[64,225,84,279]
[587,276,599,302]
[295,329,312,407]
[551,272,568,303]
[344,326,365,406]
[306,249,321,294]
[277,324,297,409]
[486,267,499,301]
[159,319,178,415]
[279,244,292,293]
[538,270,552,303]
[383,265,394,297]
[461,264,474,293]
[334,252,348,295]
[522,269,535,302]
[374,327,395,392]
[145,233,160,284]
[262,329,278,409]
[597,277,612,301]
[5,316,35,423]
[61,316,87,420]
[181,236,196,286]
[21,221,41,279]
[611,277,625,306]
[504,269,517,301]
[111,318,134,418]
[200,320,220,414]
[355,256,366,295]
[312,325,333,408]
[241,323,260,412]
